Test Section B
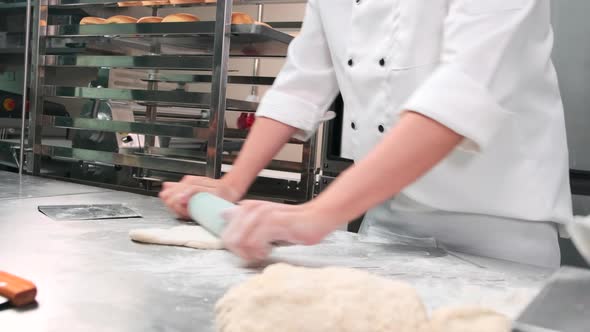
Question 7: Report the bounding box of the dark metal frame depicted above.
[318,94,351,177]
[571,170,590,196]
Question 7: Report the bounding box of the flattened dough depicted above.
[215,263,429,332]
[429,307,510,332]
[129,225,224,250]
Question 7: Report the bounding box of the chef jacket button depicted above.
[379,58,385,67]
[378,125,384,133]
[348,58,353,67]
[351,121,356,130]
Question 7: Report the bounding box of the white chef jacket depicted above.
[256,0,573,226]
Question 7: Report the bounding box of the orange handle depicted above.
[0,271,37,307]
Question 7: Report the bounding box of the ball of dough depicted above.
[429,307,511,332]
[215,263,429,332]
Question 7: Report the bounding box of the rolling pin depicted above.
[0,271,37,307]
[188,192,292,247]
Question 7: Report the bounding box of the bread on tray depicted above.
[161,13,200,22]
[137,16,164,23]
[141,0,170,6]
[105,15,138,24]
[117,1,142,7]
[169,0,205,4]
[231,12,254,24]
[80,17,107,25]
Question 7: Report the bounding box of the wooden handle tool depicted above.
[0,271,37,307]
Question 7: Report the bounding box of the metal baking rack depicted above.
[27,0,314,202]
[45,22,292,56]
[44,0,304,8]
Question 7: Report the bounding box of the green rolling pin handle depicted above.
[188,192,293,247]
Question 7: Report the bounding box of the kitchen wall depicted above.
[551,2,590,173]
[551,1,590,215]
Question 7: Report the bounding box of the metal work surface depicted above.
[0,170,109,200]
[0,173,552,331]
[514,267,590,332]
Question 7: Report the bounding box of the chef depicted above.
[160,0,573,268]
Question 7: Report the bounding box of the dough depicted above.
[129,225,223,250]
[215,263,429,332]
[429,307,510,332]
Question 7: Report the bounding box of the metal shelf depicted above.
[25,0,317,202]
[47,22,292,39]
[45,22,292,56]
[42,115,210,139]
[0,1,89,15]
[43,0,307,9]
[0,47,86,55]
[35,144,208,175]
[44,86,259,111]
[66,37,288,57]
[44,54,213,69]
[126,146,304,173]
[141,73,275,85]
[35,144,303,180]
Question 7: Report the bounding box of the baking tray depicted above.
[44,23,293,57]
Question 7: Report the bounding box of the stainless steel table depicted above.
[0,172,552,332]
[0,171,109,200]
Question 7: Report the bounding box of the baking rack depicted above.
[26,0,314,202]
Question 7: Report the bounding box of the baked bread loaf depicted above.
[105,15,138,24]
[117,1,142,6]
[161,13,200,22]
[141,0,169,5]
[80,17,107,25]
[231,12,254,24]
[137,16,164,23]
[169,0,204,4]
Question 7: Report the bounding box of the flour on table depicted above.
[129,225,224,250]
[428,306,510,332]
[215,263,429,332]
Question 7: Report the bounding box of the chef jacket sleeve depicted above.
[402,0,538,151]
[255,0,339,141]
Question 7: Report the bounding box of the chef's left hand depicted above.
[221,200,337,262]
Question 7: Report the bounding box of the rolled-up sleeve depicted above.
[402,0,537,151]
[256,0,339,141]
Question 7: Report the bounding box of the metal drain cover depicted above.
[38,204,142,221]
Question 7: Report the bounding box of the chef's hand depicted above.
[221,200,338,262]
[159,176,242,219]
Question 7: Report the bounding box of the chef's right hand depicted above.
[159,176,242,220]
